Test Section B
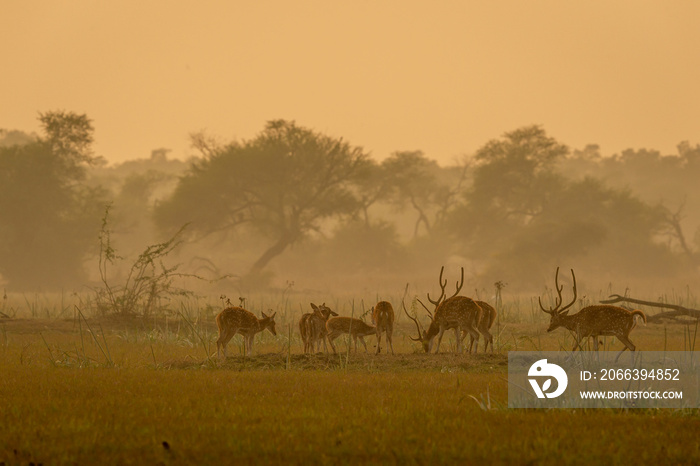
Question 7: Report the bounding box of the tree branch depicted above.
[600,294,700,322]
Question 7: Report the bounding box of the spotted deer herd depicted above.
[215,266,647,360]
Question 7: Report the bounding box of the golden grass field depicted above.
[0,293,699,465]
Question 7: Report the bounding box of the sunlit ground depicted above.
[0,295,698,465]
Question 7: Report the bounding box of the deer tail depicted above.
[631,310,647,325]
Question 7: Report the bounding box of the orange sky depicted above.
[2,1,699,164]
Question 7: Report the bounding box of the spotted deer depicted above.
[299,303,338,354]
[539,267,647,361]
[371,301,395,355]
[326,317,376,354]
[405,267,482,353]
[215,307,277,359]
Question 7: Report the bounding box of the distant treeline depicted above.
[1,112,699,291]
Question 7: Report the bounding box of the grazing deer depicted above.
[326,317,376,354]
[406,296,482,353]
[405,266,482,353]
[371,301,395,355]
[215,307,277,359]
[299,302,338,354]
[539,267,647,361]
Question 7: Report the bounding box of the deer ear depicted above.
[261,311,268,318]
[310,303,318,311]
[270,311,276,319]
[560,310,570,316]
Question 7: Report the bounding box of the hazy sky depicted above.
[2,1,699,164]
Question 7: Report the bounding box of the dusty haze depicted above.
[1,2,700,303]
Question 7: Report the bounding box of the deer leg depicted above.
[217,328,236,359]
[216,329,226,359]
[360,336,368,353]
[216,332,225,359]
[246,335,254,355]
[484,332,493,353]
[435,327,447,353]
[570,337,583,353]
[460,330,474,353]
[454,327,462,353]
[614,334,636,363]
[387,329,394,355]
[480,328,492,353]
[614,346,629,363]
[469,327,480,354]
[327,332,339,354]
[376,330,382,355]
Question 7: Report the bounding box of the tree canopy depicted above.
[155,120,369,275]
[0,111,106,289]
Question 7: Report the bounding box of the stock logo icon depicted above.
[528,359,568,398]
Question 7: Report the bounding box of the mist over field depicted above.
[2,117,700,301]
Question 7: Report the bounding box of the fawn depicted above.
[215,307,277,359]
[325,317,376,354]
[372,300,395,355]
[299,302,338,353]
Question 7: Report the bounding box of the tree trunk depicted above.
[248,232,295,276]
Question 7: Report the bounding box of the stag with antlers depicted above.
[539,267,647,361]
[404,266,483,353]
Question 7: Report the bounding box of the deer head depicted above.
[260,310,277,336]
[539,267,577,332]
[311,302,338,320]
[403,299,431,352]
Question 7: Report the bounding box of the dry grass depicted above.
[0,298,699,465]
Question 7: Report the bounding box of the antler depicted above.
[451,267,465,299]
[402,299,424,342]
[426,266,448,306]
[539,267,577,315]
[424,266,465,309]
[415,298,434,320]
